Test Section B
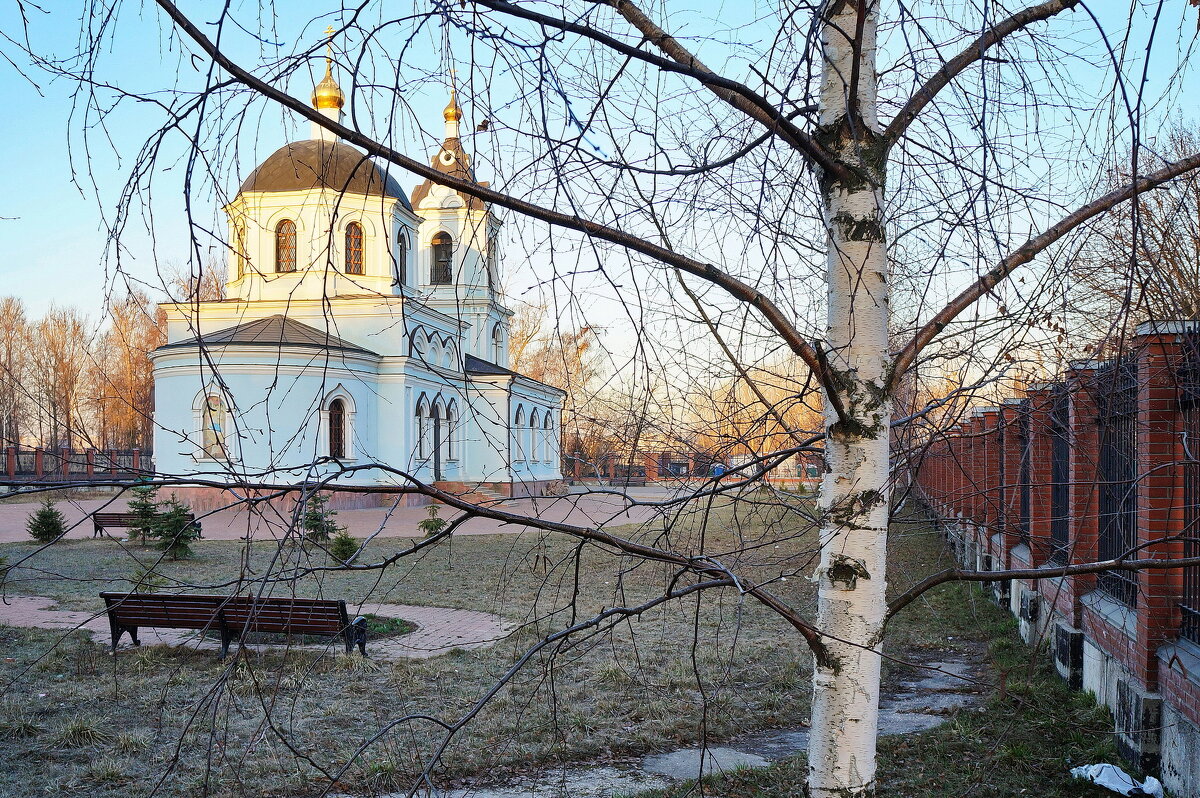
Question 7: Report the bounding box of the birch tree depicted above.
[23,0,1200,795]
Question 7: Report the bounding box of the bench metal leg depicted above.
[108,621,139,653]
[347,616,368,656]
[218,627,238,660]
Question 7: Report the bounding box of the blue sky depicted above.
[0,1,1195,323]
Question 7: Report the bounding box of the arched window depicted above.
[513,406,526,463]
[234,224,247,279]
[486,238,498,290]
[345,222,364,275]
[328,398,346,459]
[202,394,227,459]
[529,410,540,467]
[275,220,297,273]
[431,232,453,284]
[491,323,504,364]
[446,401,458,461]
[543,414,554,463]
[395,230,408,286]
[416,400,430,459]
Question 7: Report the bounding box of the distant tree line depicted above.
[0,292,163,452]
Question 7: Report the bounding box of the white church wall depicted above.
[152,349,381,484]
[226,189,417,303]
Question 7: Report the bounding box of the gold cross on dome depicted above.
[324,25,336,62]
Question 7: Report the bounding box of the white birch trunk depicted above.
[808,1,891,796]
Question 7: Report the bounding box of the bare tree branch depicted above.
[890,150,1200,391]
[885,0,1080,143]
[887,552,1200,618]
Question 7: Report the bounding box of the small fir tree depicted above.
[126,485,160,546]
[27,499,66,543]
[329,528,358,564]
[418,503,447,539]
[301,494,341,544]
[151,496,200,560]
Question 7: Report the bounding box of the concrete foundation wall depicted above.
[1160,702,1200,796]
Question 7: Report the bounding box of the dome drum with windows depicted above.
[150,61,564,510]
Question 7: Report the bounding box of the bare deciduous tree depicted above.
[5,0,1200,795]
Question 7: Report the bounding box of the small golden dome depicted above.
[443,88,463,123]
[312,60,344,110]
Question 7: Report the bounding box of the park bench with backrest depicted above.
[99,592,367,659]
[92,511,200,539]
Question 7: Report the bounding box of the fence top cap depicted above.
[976,405,1000,414]
[1001,397,1024,405]
[1027,381,1059,392]
[1135,320,1200,337]
[1067,358,1103,372]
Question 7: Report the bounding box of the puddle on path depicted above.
[365,659,987,798]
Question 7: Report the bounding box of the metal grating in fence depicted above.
[997,419,1006,533]
[1019,400,1032,545]
[1097,360,1139,607]
[1181,343,1200,643]
[1049,383,1070,565]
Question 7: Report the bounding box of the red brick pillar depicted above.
[60,447,70,478]
[952,426,966,521]
[5,447,13,478]
[999,399,1025,568]
[979,408,1002,560]
[1025,385,1057,566]
[132,449,142,471]
[86,449,95,478]
[34,447,43,477]
[1131,326,1189,686]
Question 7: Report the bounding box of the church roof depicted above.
[238,140,411,207]
[159,315,378,357]
[465,354,566,395]
[410,138,488,211]
[464,353,516,376]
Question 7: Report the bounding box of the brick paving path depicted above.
[0,595,509,660]
[0,489,664,544]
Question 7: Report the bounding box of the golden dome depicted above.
[312,60,344,110]
[443,88,463,123]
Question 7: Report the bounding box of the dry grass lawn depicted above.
[0,491,998,797]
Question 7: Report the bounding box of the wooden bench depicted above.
[92,512,201,539]
[99,592,367,659]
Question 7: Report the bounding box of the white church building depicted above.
[151,63,564,508]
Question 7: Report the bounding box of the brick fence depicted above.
[911,321,1200,793]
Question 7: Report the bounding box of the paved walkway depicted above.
[0,489,667,544]
[0,595,509,659]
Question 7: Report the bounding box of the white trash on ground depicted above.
[1069,763,1164,798]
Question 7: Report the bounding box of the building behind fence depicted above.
[912,322,1200,795]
